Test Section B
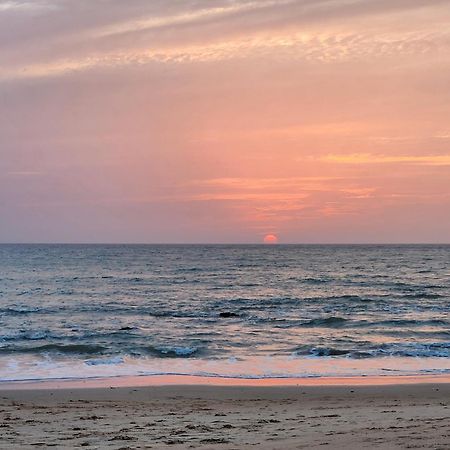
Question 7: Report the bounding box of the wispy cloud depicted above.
[176,176,378,230]
[434,132,450,139]
[319,153,450,166]
[88,0,295,40]
[190,177,343,191]
[0,1,54,12]
[1,28,448,82]
[6,170,44,176]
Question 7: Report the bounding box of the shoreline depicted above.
[1,372,449,390]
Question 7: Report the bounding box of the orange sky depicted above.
[1,0,450,243]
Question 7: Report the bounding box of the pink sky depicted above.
[1,0,450,243]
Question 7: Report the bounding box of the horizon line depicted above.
[1,242,450,246]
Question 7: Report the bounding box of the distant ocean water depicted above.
[0,244,449,383]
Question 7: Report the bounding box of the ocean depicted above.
[0,244,449,383]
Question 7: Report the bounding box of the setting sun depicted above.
[263,234,278,244]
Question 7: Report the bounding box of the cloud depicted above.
[0,1,55,12]
[340,187,376,198]
[88,0,296,40]
[434,132,450,139]
[190,177,342,191]
[2,28,447,82]
[174,176,379,230]
[319,153,450,166]
[6,171,44,176]
[2,0,449,83]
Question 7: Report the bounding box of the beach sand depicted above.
[0,378,449,449]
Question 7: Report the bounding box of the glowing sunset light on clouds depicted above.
[1,0,450,243]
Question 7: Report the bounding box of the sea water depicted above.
[0,244,449,382]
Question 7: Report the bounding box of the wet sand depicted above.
[0,378,449,449]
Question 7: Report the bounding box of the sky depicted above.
[1,0,450,243]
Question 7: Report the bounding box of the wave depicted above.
[0,306,46,316]
[177,267,202,273]
[372,342,450,358]
[402,292,445,299]
[326,294,379,302]
[372,319,449,327]
[302,277,331,284]
[295,317,449,329]
[294,346,352,357]
[85,356,125,366]
[0,330,50,341]
[145,346,200,358]
[0,340,205,359]
[378,329,450,339]
[3,339,448,360]
[2,367,449,385]
[293,342,450,359]
[0,344,106,355]
[301,317,349,327]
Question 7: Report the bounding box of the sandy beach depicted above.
[0,377,449,449]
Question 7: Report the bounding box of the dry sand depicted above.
[0,378,449,449]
